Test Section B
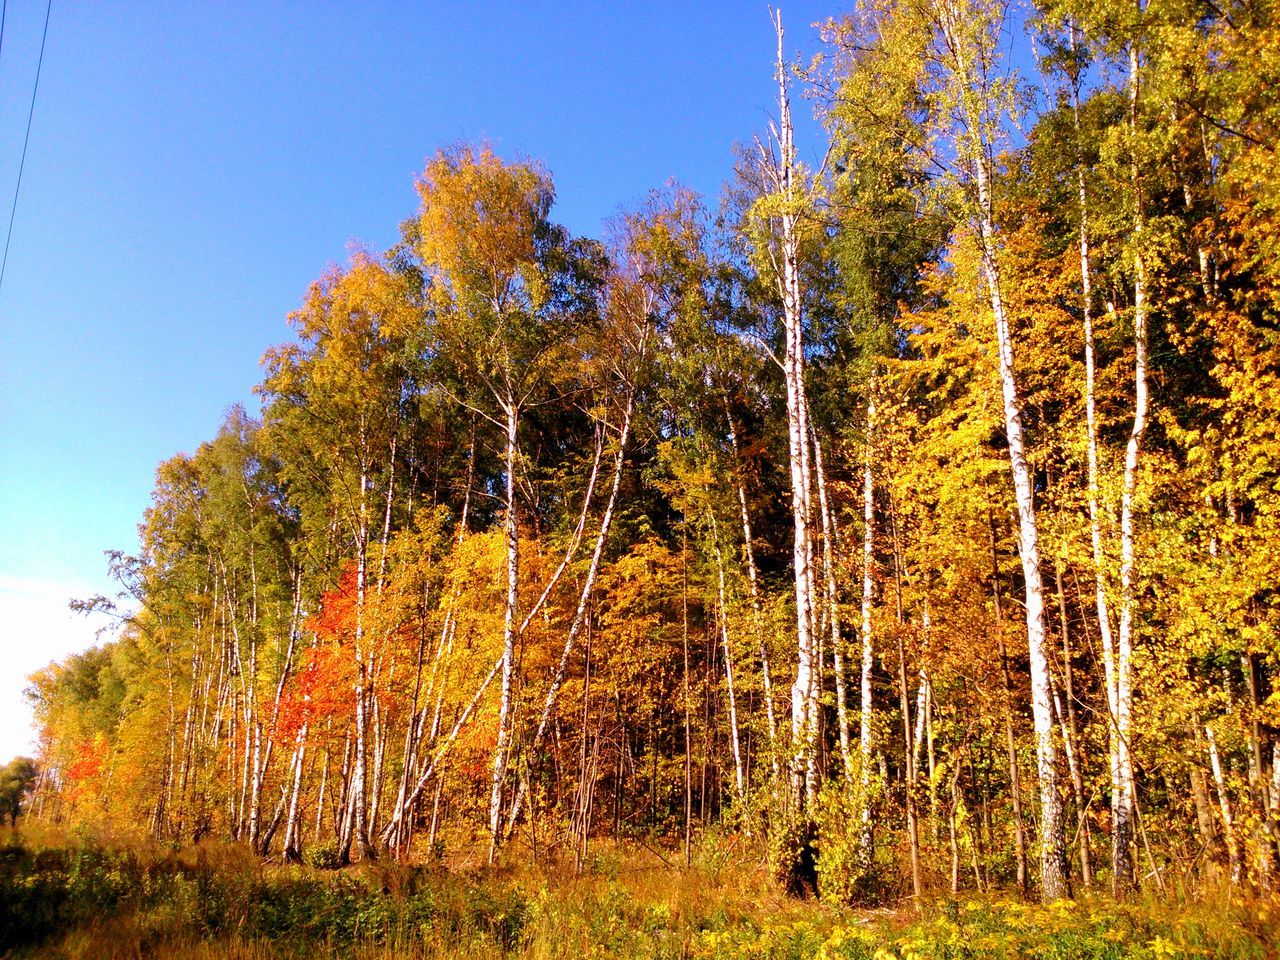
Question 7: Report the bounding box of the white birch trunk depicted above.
[937,0,1070,898]
[1206,724,1242,881]
[768,14,817,812]
[282,725,308,862]
[343,444,374,862]
[382,653,503,843]
[1070,22,1125,893]
[913,672,929,777]
[488,399,521,860]
[1112,39,1148,893]
[503,389,635,833]
[726,402,781,778]
[859,390,876,859]
[711,510,747,803]
[812,417,853,781]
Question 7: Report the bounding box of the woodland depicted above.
[6,0,1280,956]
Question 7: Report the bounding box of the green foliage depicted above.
[304,840,344,871]
[3,834,1278,959]
[769,812,819,898]
[0,835,533,957]
[814,777,881,907]
[0,757,36,825]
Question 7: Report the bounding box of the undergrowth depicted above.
[1,830,1275,959]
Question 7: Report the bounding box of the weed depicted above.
[1,835,1275,959]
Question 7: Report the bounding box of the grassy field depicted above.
[2,828,1276,959]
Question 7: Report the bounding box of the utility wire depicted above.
[0,1,8,72]
[0,0,52,298]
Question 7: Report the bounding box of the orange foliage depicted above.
[65,736,107,784]
[272,567,362,744]
[306,564,360,646]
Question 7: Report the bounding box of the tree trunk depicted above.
[859,391,877,864]
[381,653,503,844]
[712,512,747,803]
[767,12,818,813]
[987,505,1029,895]
[282,725,308,863]
[898,601,922,901]
[812,417,853,782]
[682,530,694,866]
[488,399,521,861]
[727,401,780,780]
[1241,653,1276,882]
[1206,723,1243,881]
[1112,39,1148,894]
[938,0,1070,900]
[503,390,635,834]
[1054,554,1092,888]
[1189,719,1223,868]
[1072,29,1125,897]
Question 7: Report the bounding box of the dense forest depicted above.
[16,0,1280,922]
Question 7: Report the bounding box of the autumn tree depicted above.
[408,143,605,858]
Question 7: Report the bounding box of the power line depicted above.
[1,1,10,73]
[0,0,52,299]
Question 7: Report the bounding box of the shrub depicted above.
[303,840,343,870]
[814,777,891,906]
[768,813,819,897]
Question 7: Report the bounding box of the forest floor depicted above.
[1,826,1277,959]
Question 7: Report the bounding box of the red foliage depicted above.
[272,566,362,744]
[66,737,106,782]
[273,644,356,743]
[306,564,360,645]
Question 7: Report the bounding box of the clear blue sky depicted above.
[0,1,837,756]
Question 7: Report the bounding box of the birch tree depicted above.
[261,252,418,862]
[825,0,1079,899]
[410,144,602,859]
[746,10,821,816]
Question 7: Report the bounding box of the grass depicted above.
[1,827,1276,959]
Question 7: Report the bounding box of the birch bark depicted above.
[782,105,818,812]
[1111,38,1148,893]
[936,0,1070,899]
[487,398,521,861]
[811,417,852,781]
[762,11,818,812]
[726,402,780,778]
[503,389,635,833]
[859,390,876,862]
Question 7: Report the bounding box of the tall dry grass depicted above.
[5,827,1278,959]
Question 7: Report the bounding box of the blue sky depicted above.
[0,1,838,757]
